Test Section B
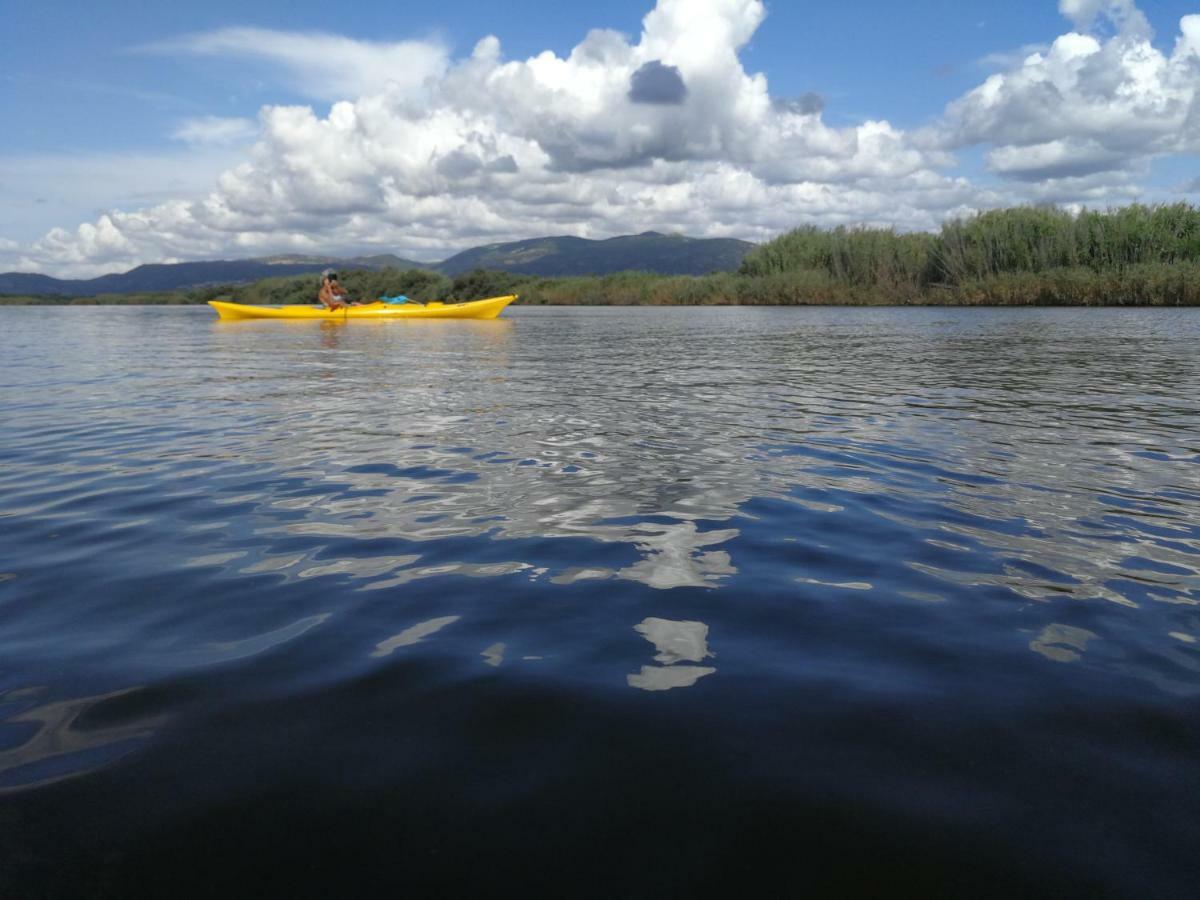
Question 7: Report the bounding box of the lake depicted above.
[1,305,1198,898]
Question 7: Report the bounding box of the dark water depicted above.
[1,305,1198,898]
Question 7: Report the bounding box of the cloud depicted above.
[978,44,1051,70]
[773,93,824,116]
[1058,0,1151,38]
[5,0,1198,278]
[629,60,688,104]
[144,27,449,101]
[986,138,1131,180]
[172,116,258,146]
[1001,168,1145,206]
[933,10,1200,180]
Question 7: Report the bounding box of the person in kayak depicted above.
[318,270,361,310]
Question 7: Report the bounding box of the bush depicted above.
[449,269,528,301]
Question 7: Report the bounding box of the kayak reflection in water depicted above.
[318,270,362,310]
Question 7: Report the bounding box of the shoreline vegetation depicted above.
[4,204,1200,307]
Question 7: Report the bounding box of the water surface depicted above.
[1,306,1198,897]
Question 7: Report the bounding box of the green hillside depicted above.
[437,232,754,276]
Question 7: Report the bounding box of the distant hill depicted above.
[0,254,423,297]
[438,232,754,276]
[0,233,754,296]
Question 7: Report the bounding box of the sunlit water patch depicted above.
[1,306,1198,898]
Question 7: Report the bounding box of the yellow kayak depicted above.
[208,294,517,320]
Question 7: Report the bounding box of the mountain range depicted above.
[0,232,755,296]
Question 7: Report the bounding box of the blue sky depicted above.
[2,0,1198,275]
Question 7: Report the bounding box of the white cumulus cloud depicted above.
[936,8,1200,181]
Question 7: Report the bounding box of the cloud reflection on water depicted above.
[370,615,461,657]
[0,687,166,792]
[184,613,332,666]
[628,617,716,691]
[482,642,506,667]
[1029,624,1100,664]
